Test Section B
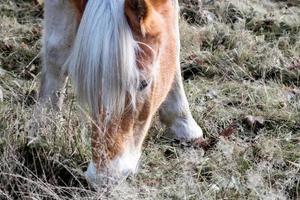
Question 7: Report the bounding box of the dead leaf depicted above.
[192,123,237,151]
[192,137,218,151]
[219,123,237,138]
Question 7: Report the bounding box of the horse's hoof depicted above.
[168,115,203,142]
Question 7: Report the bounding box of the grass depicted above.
[0,0,300,199]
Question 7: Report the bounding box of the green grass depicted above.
[0,0,300,199]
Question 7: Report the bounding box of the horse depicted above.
[38,0,203,185]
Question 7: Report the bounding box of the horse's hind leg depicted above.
[39,0,78,110]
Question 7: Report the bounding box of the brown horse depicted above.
[39,0,203,185]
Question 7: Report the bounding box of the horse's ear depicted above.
[125,0,165,37]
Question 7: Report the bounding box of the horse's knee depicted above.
[43,0,77,69]
[44,35,72,68]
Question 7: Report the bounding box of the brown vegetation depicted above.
[0,0,299,199]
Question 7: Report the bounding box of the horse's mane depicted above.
[67,0,140,122]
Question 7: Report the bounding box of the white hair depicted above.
[67,0,140,121]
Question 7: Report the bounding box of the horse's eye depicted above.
[139,80,149,91]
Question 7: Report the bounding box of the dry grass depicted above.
[1,0,300,199]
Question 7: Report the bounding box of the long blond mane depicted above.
[67,0,140,121]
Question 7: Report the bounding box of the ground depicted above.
[0,0,300,199]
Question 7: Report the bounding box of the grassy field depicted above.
[0,0,300,199]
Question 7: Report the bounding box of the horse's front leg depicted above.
[159,69,203,141]
[159,1,203,142]
[39,0,78,110]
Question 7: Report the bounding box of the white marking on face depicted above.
[110,145,141,175]
[85,141,141,186]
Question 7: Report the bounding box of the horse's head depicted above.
[68,0,178,184]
